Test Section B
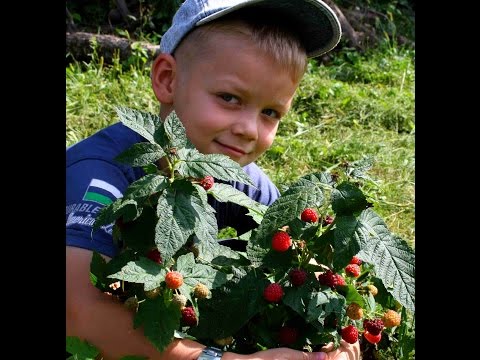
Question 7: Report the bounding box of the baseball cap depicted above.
[160,0,342,58]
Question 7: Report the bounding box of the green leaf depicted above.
[89,251,108,291]
[163,110,188,148]
[123,174,168,200]
[66,336,99,360]
[119,206,157,253]
[331,182,370,216]
[115,142,166,167]
[189,192,219,246]
[93,198,142,229]
[252,173,328,246]
[133,296,181,352]
[341,284,366,308]
[189,268,269,339]
[107,257,167,291]
[155,186,196,261]
[175,253,228,289]
[209,183,267,224]
[345,156,375,182]
[283,284,313,316]
[177,148,255,186]
[115,106,162,143]
[198,238,247,266]
[356,209,415,312]
[332,215,362,271]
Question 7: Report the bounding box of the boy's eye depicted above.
[219,93,239,104]
[262,109,280,119]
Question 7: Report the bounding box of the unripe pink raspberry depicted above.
[200,175,214,190]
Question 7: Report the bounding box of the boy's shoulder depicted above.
[66,122,144,166]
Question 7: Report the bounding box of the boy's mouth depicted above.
[214,140,247,157]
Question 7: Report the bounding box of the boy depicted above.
[66,1,360,359]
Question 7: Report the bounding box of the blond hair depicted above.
[174,8,308,81]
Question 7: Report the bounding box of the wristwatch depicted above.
[197,346,223,360]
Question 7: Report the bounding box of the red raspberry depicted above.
[345,263,361,277]
[199,175,214,190]
[165,271,183,289]
[364,330,382,344]
[289,268,307,287]
[271,231,292,252]
[349,256,362,265]
[300,208,318,223]
[146,248,162,264]
[363,319,384,336]
[341,325,359,344]
[278,326,298,345]
[181,306,197,327]
[263,283,284,303]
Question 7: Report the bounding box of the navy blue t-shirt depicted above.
[66,122,280,258]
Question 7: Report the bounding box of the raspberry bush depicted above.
[80,107,415,359]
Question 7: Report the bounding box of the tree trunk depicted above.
[66,32,160,64]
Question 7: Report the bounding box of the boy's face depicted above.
[167,31,301,167]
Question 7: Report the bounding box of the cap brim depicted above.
[196,0,342,58]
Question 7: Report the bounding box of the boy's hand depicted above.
[224,348,345,360]
[321,340,361,360]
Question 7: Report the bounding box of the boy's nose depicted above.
[230,112,258,141]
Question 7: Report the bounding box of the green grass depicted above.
[66,44,415,249]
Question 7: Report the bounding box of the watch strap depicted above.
[197,346,223,360]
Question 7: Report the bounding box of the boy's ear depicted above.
[151,53,176,104]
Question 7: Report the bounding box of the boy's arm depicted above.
[67,246,351,360]
[66,246,205,360]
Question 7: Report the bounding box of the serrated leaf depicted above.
[283,284,311,316]
[155,187,196,261]
[306,291,328,327]
[133,296,180,352]
[107,257,167,291]
[123,174,168,200]
[115,142,166,167]
[332,215,362,270]
[189,192,219,246]
[115,106,162,143]
[331,182,369,216]
[163,110,188,148]
[176,148,255,186]
[89,251,108,291]
[345,156,375,182]
[198,236,247,265]
[252,174,328,246]
[119,206,157,253]
[189,268,269,339]
[355,209,415,312]
[209,183,267,223]
[175,253,228,289]
[341,284,365,308]
[93,198,142,229]
[66,336,99,359]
